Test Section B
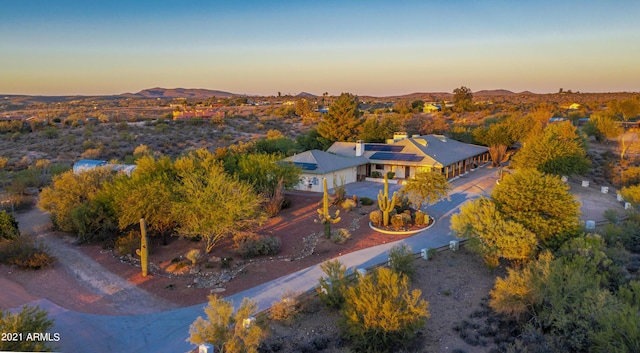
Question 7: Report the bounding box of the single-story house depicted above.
[328,133,490,180]
[282,150,368,192]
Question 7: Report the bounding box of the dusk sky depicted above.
[1,0,639,96]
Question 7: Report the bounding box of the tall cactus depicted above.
[136,218,149,276]
[315,178,341,238]
[377,174,397,227]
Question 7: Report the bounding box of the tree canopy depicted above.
[453,86,474,112]
[316,93,364,144]
[172,149,264,253]
[512,121,590,176]
[492,169,581,245]
[401,171,450,210]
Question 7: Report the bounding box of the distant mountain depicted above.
[125,87,237,99]
[474,89,515,96]
[296,92,317,98]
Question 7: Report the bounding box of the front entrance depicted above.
[405,166,410,179]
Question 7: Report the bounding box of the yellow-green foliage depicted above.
[491,169,581,245]
[317,259,351,309]
[621,184,640,206]
[188,295,264,353]
[369,210,382,227]
[490,251,553,320]
[390,214,405,230]
[341,267,429,352]
[414,211,427,226]
[38,167,115,233]
[0,305,56,352]
[451,197,538,267]
[269,291,298,323]
[340,198,356,211]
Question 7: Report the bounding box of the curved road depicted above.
[6,166,500,353]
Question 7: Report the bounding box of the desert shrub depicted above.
[340,198,356,212]
[188,295,265,353]
[0,236,55,270]
[269,291,299,323]
[114,231,140,256]
[333,176,347,204]
[234,232,281,258]
[0,210,19,241]
[0,305,56,352]
[603,209,620,225]
[388,244,416,280]
[40,126,59,139]
[386,171,395,179]
[414,210,426,225]
[391,214,405,230]
[341,267,429,352]
[186,249,202,265]
[393,190,411,214]
[360,197,374,206]
[317,259,351,309]
[369,210,382,227]
[331,228,351,244]
[281,196,292,209]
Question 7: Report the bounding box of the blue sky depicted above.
[1,0,639,96]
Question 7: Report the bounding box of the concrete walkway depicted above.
[10,166,500,353]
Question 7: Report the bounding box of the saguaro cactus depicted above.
[377,174,397,227]
[136,218,149,276]
[316,178,341,238]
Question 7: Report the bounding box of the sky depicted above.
[1,0,639,96]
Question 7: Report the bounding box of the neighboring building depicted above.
[73,159,137,176]
[328,134,490,180]
[282,150,368,192]
[423,104,442,113]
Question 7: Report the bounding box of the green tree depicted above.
[108,155,177,245]
[453,86,474,112]
[295,128,328,151]
[401,171,450,210]
[38,167,115,233]
[358,116,401,143]
[491,169,581,246]
[188,295,264,353]
[316,93,364,144]
[295,98,311,117]
[451,197,538,267]
[172,149,264,253]
[341,267,430,352]
[583,111,622,142]
[0,210,19,241]
[235,153,301,195]
[473,116,524,167]
[611,98,640,121]
[512,121,590,176]
[0,305,56,352]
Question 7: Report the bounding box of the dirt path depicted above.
[9,208,178,315]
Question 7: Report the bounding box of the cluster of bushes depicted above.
[0,211,55,270]
[233,232,281,259]
[313,245,426,352]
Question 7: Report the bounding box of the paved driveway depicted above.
[12,167,501,353]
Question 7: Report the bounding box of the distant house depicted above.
[561,103,582,110]
[423,104,442,113]
[73,159,137,176]
[283,150,368,192]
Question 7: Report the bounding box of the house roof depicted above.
[283,150,367,174]
[327,135,488,168]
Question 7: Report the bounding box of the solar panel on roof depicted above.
[369,152,424,162]
[293,162,318,170]
[364,144,404,152]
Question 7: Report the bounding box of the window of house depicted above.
[375,164,384,170]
